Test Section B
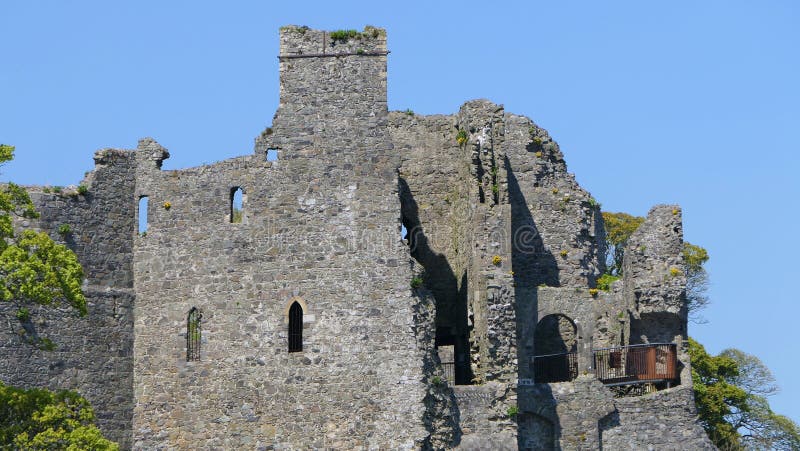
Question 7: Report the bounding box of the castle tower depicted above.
[258,26,392,171]
[129,27,431,449]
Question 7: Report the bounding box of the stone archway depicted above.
[533,314,578,383]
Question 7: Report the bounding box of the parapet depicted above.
[279,25,387,57]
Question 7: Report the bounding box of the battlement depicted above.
[279,25,387,57]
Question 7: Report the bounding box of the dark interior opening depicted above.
[288,302,303,352]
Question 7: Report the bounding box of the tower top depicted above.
[278,25,388,58]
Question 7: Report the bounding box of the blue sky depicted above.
[2,1,798,423]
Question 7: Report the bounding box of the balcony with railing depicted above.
[592,343,678,387]
[531,351,578,383]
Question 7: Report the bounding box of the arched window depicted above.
[230,187,244,223]
[288,301,303,352]
[187,307,202,361]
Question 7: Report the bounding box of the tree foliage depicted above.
[0,145,86,348]
[601,210,710,319]
[689,338,800,450]
[0,381,118,450]
[689,338,748,449]
[601,211,644,276]
[683,242,711,323]
[0,146,116,448]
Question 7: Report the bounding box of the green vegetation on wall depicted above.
[0,145,87,348]
[0,381,118,450]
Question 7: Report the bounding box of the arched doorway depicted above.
[532,314,578,383]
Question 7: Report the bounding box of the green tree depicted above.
[689,338,800,450]
[683,242,710,323]
[0,381,118,450]
[719,349,800,450]
[689,338,748,449]
[0,145,116,448]
[602,211,711,320]
[601,211,644,276]
[0,144,86,348]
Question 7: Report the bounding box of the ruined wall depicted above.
[600,386,715,449]
[392,97,711,449]
[624,205,688,346]
[0,150,137,448]
[130,26,445,449]
[0,24,718,450]
[391,112,477,385]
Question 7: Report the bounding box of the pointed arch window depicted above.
[288,302,303,352]
[187,307,202,361]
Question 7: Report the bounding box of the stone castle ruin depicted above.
[0,26,715,449]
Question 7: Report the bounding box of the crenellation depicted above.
[0,25,714,450]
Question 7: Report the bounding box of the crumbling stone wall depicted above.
[600,386,715,449]
[130,26,442,449]
[0,24,716,450]
[0,150,137,448]
[624,205,688,346]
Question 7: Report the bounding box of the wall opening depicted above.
[399,177,473,385]
[288,301,303,352]
[186,307,202,361]
[138,196,149,234]
[266,149,279,162]
[532,313,578,383]
[230,187,244,223]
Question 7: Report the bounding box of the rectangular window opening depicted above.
[138,196,149,234]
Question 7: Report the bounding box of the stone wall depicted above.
[0,24,718,450]
[0,150,137,448]
[624,205,688,346]
[600,386,715,449]
[130,26,437,449]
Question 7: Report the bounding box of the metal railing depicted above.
[440,361,455,385]
[532,351,578,383]
[593,343,677,386]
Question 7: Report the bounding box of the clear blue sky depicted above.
[2,1,798,423]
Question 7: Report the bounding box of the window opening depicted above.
[288,301,303,352]
[230,187,244,223]
[138,196,149,234]
[187,307,202,361]
[266,149,279,162]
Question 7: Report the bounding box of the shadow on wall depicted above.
[398,176,473,385]
[630,312,684,345]
[518,384,563,449]
[506,158,559,381]
[598,410,621,451]
[505,157,559,288]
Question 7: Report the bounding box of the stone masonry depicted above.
[0,26,714,449]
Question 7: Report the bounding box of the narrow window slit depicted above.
[288,302,303,352]
[266,149,279,162]
[230,187,244,223]
[187,307,202,361]
[138,196,149,234]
